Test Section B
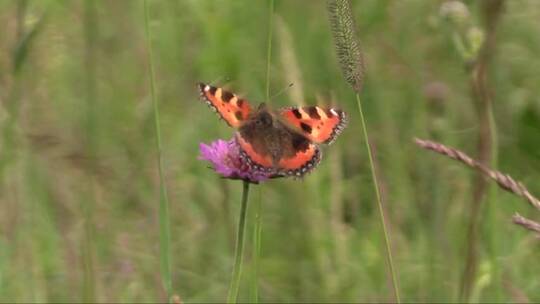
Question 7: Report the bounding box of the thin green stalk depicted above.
[251,188,262,303]
[265,0,274,104]
[144,0,172,299]
[82,0,98,301]
[355,94,400,303]
[251,1,274,302]
[484,97,500,301]
[228,181,251,303]
[460,2,504,299]
[0,1,44,178]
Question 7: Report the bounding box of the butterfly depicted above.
[198,83,347,177]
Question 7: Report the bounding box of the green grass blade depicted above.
[327,0,400,300]
[143,0,172,299]
[250,1,274,302]
[265,0,274,104]
[356,94,401,303]
[81,0,98,301]
[251,188,263,303]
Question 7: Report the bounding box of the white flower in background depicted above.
[440,0,470,26]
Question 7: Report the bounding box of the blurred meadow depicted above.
[1,0,540,302]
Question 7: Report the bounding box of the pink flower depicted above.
[198,139,273,183]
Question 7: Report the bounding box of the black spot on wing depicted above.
[222,91,233,102]
[306,106,321,119]
[208,86,217,95]
[292,108,302,119]
[235,111,243,120]
[300,122,312,134]
[291,134,310,152]
[237,99,245,107]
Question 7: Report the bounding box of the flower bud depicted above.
[467,26,485,58]
[440,0,470,26]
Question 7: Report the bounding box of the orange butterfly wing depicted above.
[236,129,321,177]
[279,106,347,144]
[235,133,274,169]
[277,143,321,177]
[198,83,252,128]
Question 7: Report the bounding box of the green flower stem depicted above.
[227,181,251,303]
[356,94,401,303]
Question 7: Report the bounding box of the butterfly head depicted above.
[248,102,274,129]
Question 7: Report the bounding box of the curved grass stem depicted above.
[228,181,251,303]
[356,94,400,303]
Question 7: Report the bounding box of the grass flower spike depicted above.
[327,0,400,301]
[327,0,365,93]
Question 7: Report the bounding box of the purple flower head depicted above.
[199,138,273,183]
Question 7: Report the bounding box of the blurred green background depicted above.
[1,0,539,302]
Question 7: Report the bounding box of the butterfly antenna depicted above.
[269,83,294,101]
[209,76,232,86]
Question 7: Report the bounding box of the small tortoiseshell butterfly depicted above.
[198,83,347,177]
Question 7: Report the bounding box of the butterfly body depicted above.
[198,83,346,177]
[237,104,316,172]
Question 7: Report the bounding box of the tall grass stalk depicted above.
[327,0,400,301]
[264,0,274,104]
[356,94,400,302]
[1,1,44,177]
[251,1,274,302]
[276,16,304,106]
[82,0,98,301]
[228,181,251,303]
[251,187,263,303]
[143,0,173,299]
[460,1,505,300]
